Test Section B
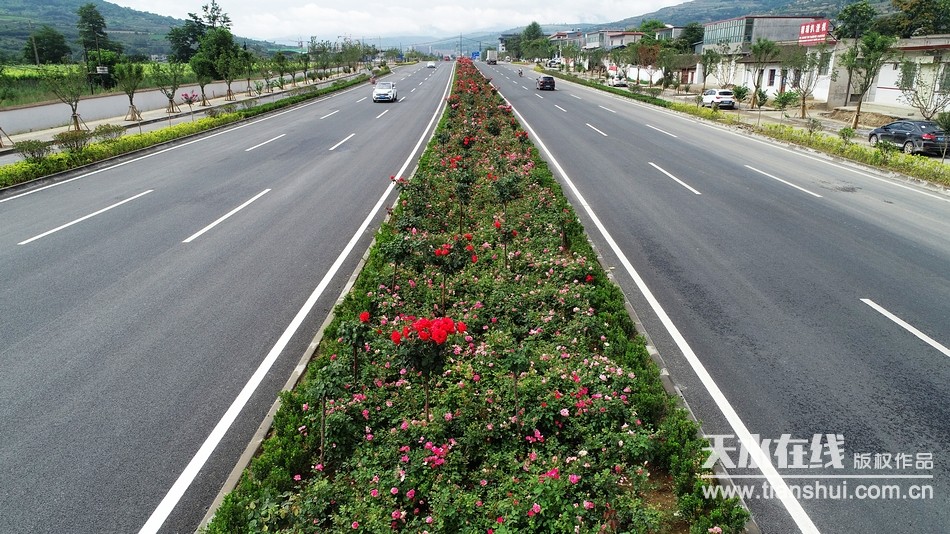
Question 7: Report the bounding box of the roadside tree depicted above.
[150,61,186,113]
[712,39,740,87]
[786,44,834,118]
[699,48,720,91]
[841,32,897,128]
[833,0,878,39]
[934,112,950,162]
[748,38,779,108]
[40,64,87,130]
[25,25,72,64]
[189,51,216,105]
[897,59,950,120]
[114,61,145,120]
[216,51,241,100]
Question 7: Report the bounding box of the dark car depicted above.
[868,120,949,156]
[536,75,555,90]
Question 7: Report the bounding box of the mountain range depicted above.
[1,0,892,63]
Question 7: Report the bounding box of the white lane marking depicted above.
[329,133,355,151]
[675,110,949,203]
[411,88,417,93]
[646,124,677,138]
[321,110,340,119]
[598,105,616,113]
[570,94,581,99]
[586,123,608,137]
[182,189,271,243]
[137,70,455,534]
[355,97,367,103]
[745,165,823,198]
[555,105,567,112]
[1,85,367,204]
[494,89,821,534]
[512,79,518,84]
[862,299,950,358]
[523,86,529,90]
[18,190,153,245]
[376,109,389,119]
[535,93,544,99]
[245,134,285,152]
[649,162,701,195]
[418,82,423,86]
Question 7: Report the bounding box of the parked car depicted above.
[426,61,436,68]
[702,89,736,109]
[546,59,559,68]
[372,82,398,102]
[867,120,949,156]
[536,75,556,90]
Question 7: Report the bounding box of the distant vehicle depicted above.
[868,120,949,156]
[485,50,498,65]
[545,59,559,68]
[426,61,436,68]
[606,75,627,87]
[702,89,736,109]
[505,56,511,62]
[444,55,451,61]
[372,81,398,102]
[536,75,555,90]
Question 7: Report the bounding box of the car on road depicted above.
[426,61,436,68]
[536,75,555,90]
[867,120,949,156]
[372,82,398,103]
[702,88,736,109]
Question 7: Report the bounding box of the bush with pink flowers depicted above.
[205,58,746,534]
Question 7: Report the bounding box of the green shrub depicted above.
[52,129,92,153]
[12,139,52,162]
[92,123,125,143]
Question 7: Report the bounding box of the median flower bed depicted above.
[204,58,747,533]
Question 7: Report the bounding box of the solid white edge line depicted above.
[18,190,153,245]
[586,123,608,137]
[492,81,821,534]
[745,165,823,198]
[861,298,950,358]
[646,124,677,138]
[649,162,701,195]
[245,134,285,152]
[320,110,340,119]
[137,62,455,534]
[329,133,355,151]
[182,189,271,243]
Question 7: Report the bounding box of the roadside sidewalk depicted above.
[0,71,370,158]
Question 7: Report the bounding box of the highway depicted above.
[0,62,453,534]
[477,61,949,533]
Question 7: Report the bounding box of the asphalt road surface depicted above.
[0,62,453,534]
[478,62,949,534]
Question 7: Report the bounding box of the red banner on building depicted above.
[799,19,831,46]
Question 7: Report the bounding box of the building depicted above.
[702,15,824,54]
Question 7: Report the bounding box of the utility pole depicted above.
[28,20,40,66]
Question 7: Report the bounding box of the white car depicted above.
[426,61,436,68]
[372,81,398,103]
[702,89,736,109]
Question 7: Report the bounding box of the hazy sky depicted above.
[106,0,687,43]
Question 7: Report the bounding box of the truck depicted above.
[485,50,498,65]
